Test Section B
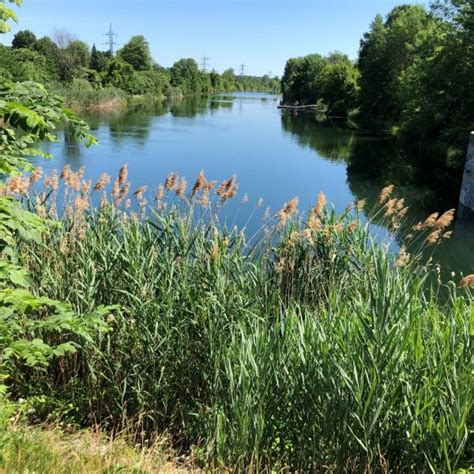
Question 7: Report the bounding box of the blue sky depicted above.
[2,0,428,76]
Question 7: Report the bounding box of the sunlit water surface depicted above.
[36,92,474,277]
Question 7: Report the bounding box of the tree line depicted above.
[281,0,473,173]
[0,29,280,99]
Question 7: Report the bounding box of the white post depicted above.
[458,132,474,219]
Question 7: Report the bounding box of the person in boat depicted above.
[293,100,300,107]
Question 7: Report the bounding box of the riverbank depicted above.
[3,167,472,472]
[54,81,281,113]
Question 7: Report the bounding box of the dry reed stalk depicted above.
[395,245,410,268]
[433,209,455,230]
[303,228,314,244]
[191,170,206,197]
[133,186,147,200]
[112,179,120,198]
[200,190,210,208]
[307,211,322,232]
[378,185,394,204]
[116,183,130,205]
[443,231,453,240]
[155,185,164,202]
[30,167,43,184]
[384,198,398,217]
[426,229,442,245]
[276,197,299,226]
[216,175,238,202]
[94,173,111,191]
[356,199,366,212]
[81,180,91,197]
[459,274,474,288]
[100,192,108,209]
[5,175,30,195]
[314,192,326,216]
[347,220,358,233]
[175,177,187,198]
[423,212,439,229]
[165,172,178,191]
[44,170,59,191]
[60,165,71,181]
[118,165,128,186]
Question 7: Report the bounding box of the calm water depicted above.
[37,92,474,276]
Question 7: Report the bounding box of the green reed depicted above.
[8,167,473,472]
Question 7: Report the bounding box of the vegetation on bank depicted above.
[1,1,472,472]
[281,0,474,175]
[0,28,280,110]
[1,164,472,471]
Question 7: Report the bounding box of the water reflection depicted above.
[280,111,474,276]
[44,93,473,276]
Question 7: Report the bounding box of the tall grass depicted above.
[52,79,127,112]
[5,167,473,471]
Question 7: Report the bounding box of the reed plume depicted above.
[459,274,474,288]
[165,172,179,191]
[433,209,455,230]
[30,167,43,184]
[191,170,206,197]
[94,173,111,191]
[175,177,187,198]
[277,197,299,226]
[118,165,128,186]
[395,245,410,268]
[314,192,326,216]
[43,170,59,191]
[378,185,394,204]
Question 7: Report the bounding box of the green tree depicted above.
[319,53,360,118]
[358,5,434,129]
[117,35,152,71]
[398,0,474,170]
[67,39,90,69]
[90,43,109,72]
[170,58,201,95]
[11,28,36,49]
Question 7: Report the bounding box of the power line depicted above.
[200,56,210,72]
[103,24,118,54]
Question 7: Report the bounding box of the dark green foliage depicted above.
[358,5,434,129]
[118,35,152,71]
[0,45,51,82]
[89,43,110,72]
[280,0,473,183]
[11,28,36,49]
[170,58,201,94]
[281,53,359,118]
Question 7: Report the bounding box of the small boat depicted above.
[277,104,320,111]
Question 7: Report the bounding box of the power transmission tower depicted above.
[200,56,210,72]
[267,71,273,77]
[104,24,118,54]
[239,64,246,76]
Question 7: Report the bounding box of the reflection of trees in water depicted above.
[280,112,356,162]
[281,112,474,275]
[63,129,81,161]
[170,96,235,117]
[169,96,208,117]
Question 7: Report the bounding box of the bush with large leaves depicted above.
[0,0,110,400]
